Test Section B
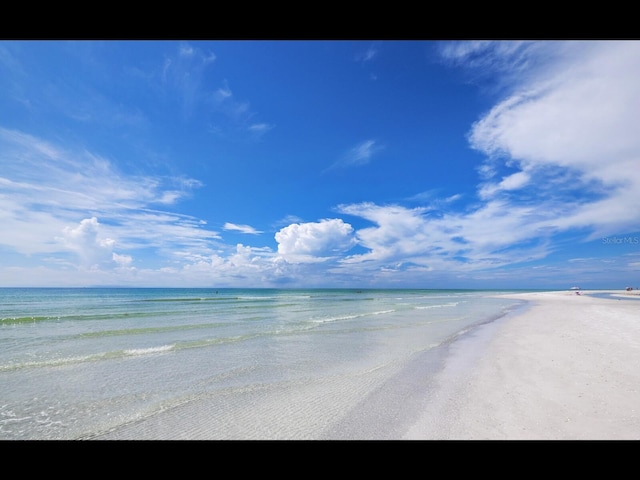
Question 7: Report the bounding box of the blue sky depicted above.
[1,40,639,289]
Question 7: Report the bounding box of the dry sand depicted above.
[403,290,640,440]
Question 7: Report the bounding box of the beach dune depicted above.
[403,290,640,440]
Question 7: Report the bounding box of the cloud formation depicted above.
[2,41,640,288]
[325,139,382,172]
[464,40,640,240]
[0,127,218,268]
[275,219,357,263]
[224,223,263,235]
[57,217,115,266]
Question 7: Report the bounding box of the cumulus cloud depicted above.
[337,203,437,267]
[275,219,357,263]
[3,40,640,288]
[57,217,115,266]
[325,199,558,286]
[325,41,640,284]
[176,244,283,286]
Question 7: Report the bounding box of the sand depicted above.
[403,290,640,440]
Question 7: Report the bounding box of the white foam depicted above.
[123,344,174,356]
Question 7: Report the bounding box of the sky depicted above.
[1,40,639,289]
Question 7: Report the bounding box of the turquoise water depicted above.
[0,288,526,439]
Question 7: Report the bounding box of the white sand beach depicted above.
[403,290,640,440]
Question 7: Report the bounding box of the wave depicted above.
[414,302,460,309]
[311,309,396,324]
[1,316,61,325]
[0,342,179,372]
[139,297,236,303]
[235,295,312,300]
[1,310,175,325]
[123,345,174,356]
[139,294,313,303]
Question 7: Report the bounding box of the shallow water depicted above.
[0,288,526,439]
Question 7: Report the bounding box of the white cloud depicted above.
[478,170,531,199]
[248,122,275,140]
[215,85,232,100]
[177,244,283,286]
[211,82,249,120]
[462,41,640,241]
[498,171,530,191]
[113,252,133,267]
[324,41,640,284]
[338,203,451,268]
[333,198,563,280]
[209,80,272,139]
[325,139,382,171]
[248,123,273,134]
[273,214,304,228]
[439,40,537,79]
[0,128,202,211]
[0,128,219,269]
[3,41,640,288]
[223,223,263,235]
[356,44,378,63]
[161,42,217,119]
[57,217,115,266]
[346,140,379,167]
[275,219,357,263]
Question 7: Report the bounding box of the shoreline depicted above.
[403,290,640,440]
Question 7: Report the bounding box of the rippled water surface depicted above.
[0,287,526,439]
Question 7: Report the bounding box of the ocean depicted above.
[0,287,527,440]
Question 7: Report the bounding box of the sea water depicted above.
[0,288,526,440]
